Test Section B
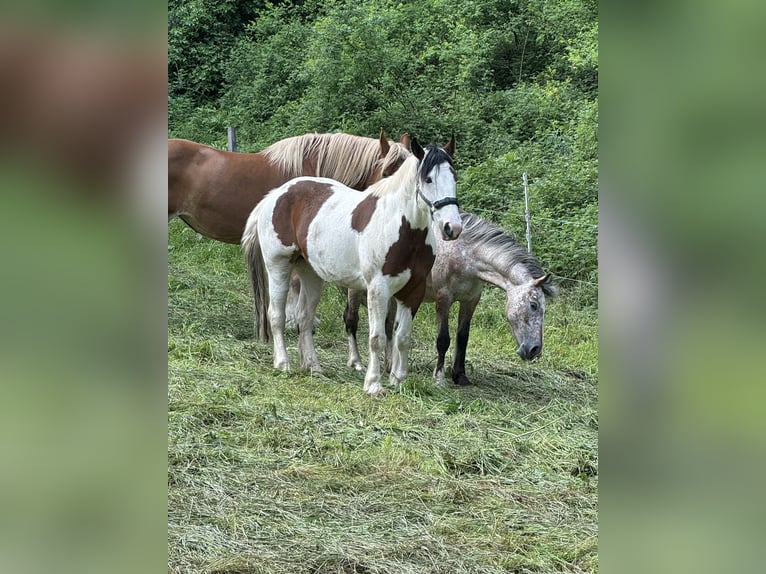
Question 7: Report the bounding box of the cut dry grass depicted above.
[168,221,598,573]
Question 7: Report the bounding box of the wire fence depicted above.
[463,176,598,290]
[465,206,598,230]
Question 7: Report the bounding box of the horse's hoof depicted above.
[389,374,404,388]
[452,373,472,386]
[347,359,365,372]
[274,361,289,371]
[368,386,386,398]
[433,368,448,387]
[364,381,385,396]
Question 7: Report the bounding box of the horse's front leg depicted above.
[389,300,414,388]
[433,290,453,387]
[363,284,390,396]
[451,296,481,386]
[344,288,365,371]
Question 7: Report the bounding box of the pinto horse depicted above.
[242,139,462,396]
[344,212,556,386]
[168,130,411,243]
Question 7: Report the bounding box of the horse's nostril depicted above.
[518,344,541,360]
[444,222,452,238]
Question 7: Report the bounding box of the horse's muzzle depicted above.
[442,221,463,240]
[517,343,541,360]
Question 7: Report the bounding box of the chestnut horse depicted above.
[168,130,411,243]
[242,139,462,396]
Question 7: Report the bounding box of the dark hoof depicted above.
[452,373,472,386]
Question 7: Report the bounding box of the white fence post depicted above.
[227,126,238,152]
[523,172,531,252]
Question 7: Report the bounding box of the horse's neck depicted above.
[380,184,429,229]
[470,248,529,292]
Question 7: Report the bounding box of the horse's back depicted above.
[168,139,287,243]
[426,232,484,305]
[259,177,369,289]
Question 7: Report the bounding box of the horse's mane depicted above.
[263,133,406,189]
[365,143,455,199]
[377,140,411,180]
[419,144,454,180]
[366,155,419,198]
[460,212,557,297]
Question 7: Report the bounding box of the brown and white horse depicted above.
[242,139,462,396]
[168,130,411,243]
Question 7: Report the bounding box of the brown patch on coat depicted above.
[351,195,379,232]
[272,180,334,262]
[382,216,436,314]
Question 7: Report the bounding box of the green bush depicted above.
[168,0,598,302]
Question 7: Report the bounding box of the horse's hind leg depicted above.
[294,266,324,374]
[384,299,395,373]
[452,297,480,386]
[389,300,413,388]
[267,263,293,371]
[284,273,302,331]
[344,289,365,371]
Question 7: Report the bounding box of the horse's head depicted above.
[362,129,412,188]
[505,273,552,360]
[412,136,463,241]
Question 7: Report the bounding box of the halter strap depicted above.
[416,186,459,217]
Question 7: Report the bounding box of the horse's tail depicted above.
[242,205,271,343]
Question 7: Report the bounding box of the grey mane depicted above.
[460,212,556,297]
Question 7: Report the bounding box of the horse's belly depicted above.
[305,228,365,288]
[311,262,366,290]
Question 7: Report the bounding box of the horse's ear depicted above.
[411,137,425,160]
[533,273,551,286]
[399,132,411,151]
[378,128,390,157]
[444,133,456,157]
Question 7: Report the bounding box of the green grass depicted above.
[168,220,598,573]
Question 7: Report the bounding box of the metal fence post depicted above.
[523,172,531,252]
[227,126,238,152]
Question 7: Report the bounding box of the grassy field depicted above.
[168,220,598,573]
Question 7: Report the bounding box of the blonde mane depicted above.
[263,133,402,189]
[377,140,411,178]
[366,155,419,198]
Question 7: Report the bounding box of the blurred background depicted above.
[0,2,167,574]
[601,0,766,572]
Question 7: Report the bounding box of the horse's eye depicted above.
[530,301,539,312]
[425,176,432,184]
